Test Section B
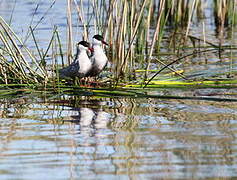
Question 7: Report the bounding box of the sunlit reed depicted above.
[0,0,236,86]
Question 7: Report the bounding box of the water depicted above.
[0,92,237,180]
[1,0,237,179]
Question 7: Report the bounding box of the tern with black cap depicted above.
[59,41,93,79]
[87,34,108,77]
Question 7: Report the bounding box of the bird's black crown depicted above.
[93,34,104,41]
[78,41,90,47]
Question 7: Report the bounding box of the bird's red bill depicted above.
[88,47,94,52]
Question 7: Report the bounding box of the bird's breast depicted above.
[78,54,92,74]
[93,52,108,68]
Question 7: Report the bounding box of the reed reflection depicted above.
[0,94,237,179]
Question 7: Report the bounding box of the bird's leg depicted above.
[89,76,103,87]
[74,77,80,86]
[78,77,90,87]
[82,77,87,86]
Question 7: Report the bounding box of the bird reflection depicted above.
[62,100,111,136]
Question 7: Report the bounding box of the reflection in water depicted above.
[62,101,111,137]
[1,94,237,179]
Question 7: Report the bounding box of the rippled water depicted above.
[1,0,237,179]
[0,92,237,180]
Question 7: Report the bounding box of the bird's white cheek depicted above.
[78,44,88,51]
[93,38,101,45]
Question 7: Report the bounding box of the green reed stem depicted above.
[55,29,64,67]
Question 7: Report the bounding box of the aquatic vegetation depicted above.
[0,0,236,91]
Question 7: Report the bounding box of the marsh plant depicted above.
[0,0,236,86]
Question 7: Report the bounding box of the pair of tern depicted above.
[59,34,108,79]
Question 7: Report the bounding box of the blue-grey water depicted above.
[0,0,237,180]
[1,92,237,180]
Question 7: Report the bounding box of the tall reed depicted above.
[92,0,237,82]
[67,0,73,64]
[0,0,236,86]
[0,16,47,84]
[90,0,195,81]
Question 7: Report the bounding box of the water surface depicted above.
[0,92,237,179]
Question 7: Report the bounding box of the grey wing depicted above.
[90,54,95,65]
[59,61,80,78]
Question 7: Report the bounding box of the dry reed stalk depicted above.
[92,0,99,34]
[67,0,73,64]
[0,54,29,83]
[146,0,153,54]
[113,1,122,78]
[0,60,7,84]
[113,0,130,77]
[73,0,88,40]
[0,21,27,76]
[216,0,226,57]
[0,16,47,82]
[185,0,197,39]
[229,1,236,75]
[104,0,116,40]
[120,0,149,76]
[129,0,135,75]
[0,30,26,78]
[145,0,166,78]
[145,0,187,80]
[202,10,206,47]
[91,0,100,35]
[116,0,127,78]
